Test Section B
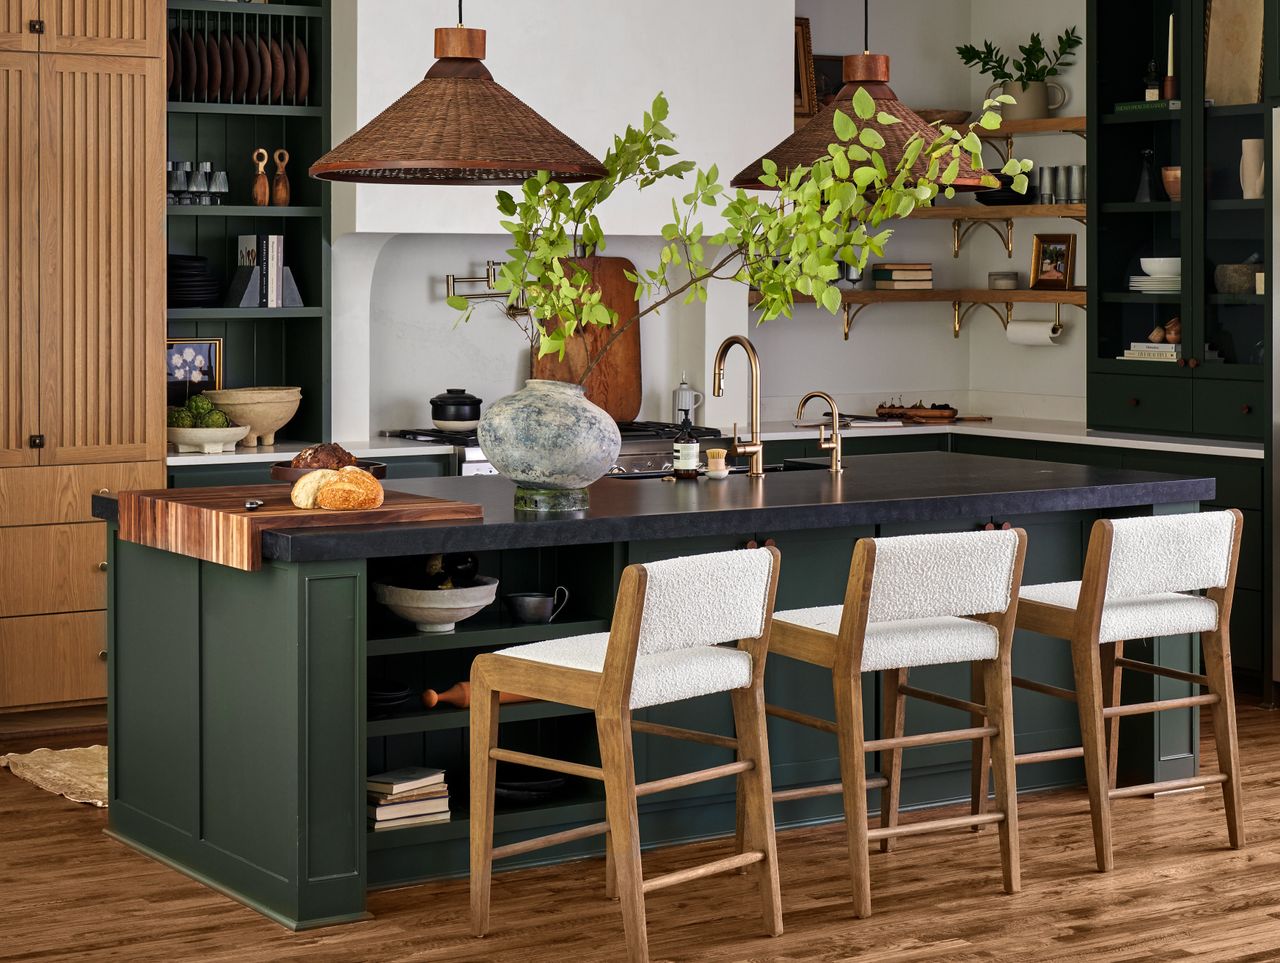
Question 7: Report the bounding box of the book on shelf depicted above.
[1119,352,1179,362]
[367,766,446,795]
[1127,342,1181,353]
[370,811,452,832]
[368,796,451,821]
[874,280,934,290]
[873,262,931,271]
[368,783,449,805]
[1113,99,1182,113]
[871,269,933,281]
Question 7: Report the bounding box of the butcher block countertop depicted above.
[96,452,1213,567]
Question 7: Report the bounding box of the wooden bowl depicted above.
[269,460,387,482]
[915,108,971,126]
[200,386,301,446]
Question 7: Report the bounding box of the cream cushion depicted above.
[1106,511,1235,598]
[1020,581,1220,645]
[498,633,752,709]
[775,606,1000,672]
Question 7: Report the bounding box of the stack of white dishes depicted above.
[1129,257,1181,293]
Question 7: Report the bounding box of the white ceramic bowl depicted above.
[705,469,731,480]
[374,576,499,633]
[433,418,480,432]
[200,386,302,447]
[1139,257,1181,278]
[167,425,252,454]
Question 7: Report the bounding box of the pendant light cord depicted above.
[863,0,869,54]
[458,0,463,26]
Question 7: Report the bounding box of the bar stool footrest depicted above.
[1014,746,1085,765]
[1108,773,1228,799]
[867,811,1005,842]
[1103,693,1219,719]
[773,775,888,803]
[642,851,765,893]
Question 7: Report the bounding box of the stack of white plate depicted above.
[1129,275,1181,292]
[1130,257,1181,293]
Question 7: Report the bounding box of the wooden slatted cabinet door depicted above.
[40,0,165,57]
[0,0,37,51]
[39,54,165,466]
[0,52,39,467]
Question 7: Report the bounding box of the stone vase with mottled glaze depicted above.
[478,380,621,511]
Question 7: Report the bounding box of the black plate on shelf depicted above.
[270,460,387,482]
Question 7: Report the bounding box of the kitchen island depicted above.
[94,452,1215,929]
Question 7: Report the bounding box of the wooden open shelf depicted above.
[910,203,1085,220]
[976,115,1087,137]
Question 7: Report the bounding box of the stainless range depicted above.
[385,420,726,478]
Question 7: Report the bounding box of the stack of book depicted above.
[872,263,933,290]
[1119,342,1182,363]
[367,766,450,832]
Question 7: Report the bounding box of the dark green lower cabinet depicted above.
[1088,374,1194,435]
[1192,379,1267,441]
[169,453,452,489]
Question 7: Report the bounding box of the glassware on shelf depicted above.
[209,170,230,205]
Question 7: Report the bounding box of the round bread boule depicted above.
[290,469,339,509]
[315,466,384,511]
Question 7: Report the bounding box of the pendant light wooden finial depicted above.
[435,26,486,60]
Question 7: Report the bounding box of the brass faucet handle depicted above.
[816,424,837,451]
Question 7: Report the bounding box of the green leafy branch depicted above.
[451,90,1030,385]
[957,27,1081,86]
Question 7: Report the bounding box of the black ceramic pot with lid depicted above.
[430,388,483,430]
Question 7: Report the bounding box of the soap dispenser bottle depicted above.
[673,409,700,480]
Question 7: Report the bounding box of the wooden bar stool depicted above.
[764,528,1028,918]
[469,547,783,963]
[969,509,1245,872]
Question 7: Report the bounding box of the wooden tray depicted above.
[876,404,959,422]
[117,485,483,572]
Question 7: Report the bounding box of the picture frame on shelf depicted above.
[813,54,845,107]
[794,18,817,118]
[1205,0,1264,105]
[166,338,223,407]
[1030,234,1076,290]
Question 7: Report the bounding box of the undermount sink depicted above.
[604,464,784,480]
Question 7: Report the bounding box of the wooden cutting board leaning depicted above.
[117,485,483,572]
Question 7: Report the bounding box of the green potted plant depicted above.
[957,27,1082,121]
[452,91,1028,511]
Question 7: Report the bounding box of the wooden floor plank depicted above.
[1,702,1278,961]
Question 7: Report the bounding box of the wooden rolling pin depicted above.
[421,681,533,709]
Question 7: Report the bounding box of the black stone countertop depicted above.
[93,451,1214,563]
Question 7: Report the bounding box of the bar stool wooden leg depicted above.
[604,832,618,899]
[879,668,907,852]
[1201,629,1245,848]
[469,680,501,937]
[982,657,1021,894]
[1069,634,1114,872]
[1100,640,1124,790]
[969,662,991,828]
[597,714,649,963]
[731,687,784,936]
[833,673,872,918]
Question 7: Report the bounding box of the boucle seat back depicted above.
[866,529,1021,623]
[636,548,778,655]
[1104,511,1236,599]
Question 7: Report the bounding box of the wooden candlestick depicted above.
[251,148,270,206]
[271,148,290,206]
[421,681,533,709]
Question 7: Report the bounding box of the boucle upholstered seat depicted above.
[468,548,784,963]
[1005,509,1245,874]
[766,528,1028,919]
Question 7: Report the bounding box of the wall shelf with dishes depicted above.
[164,0,331,445]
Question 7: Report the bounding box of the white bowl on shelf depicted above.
[1139,257,1181,278]
[374,576,499,633]
[167,425,252,454]
[432,418,480,432]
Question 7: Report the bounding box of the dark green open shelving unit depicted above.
[165,0,331,443]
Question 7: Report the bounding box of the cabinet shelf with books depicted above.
[164,0,332,444]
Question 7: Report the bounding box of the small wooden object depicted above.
[422,682,532,710]
[875,401,960,423]
[271,149,290,206]
[116,485,483,572]
[251,148,269,206]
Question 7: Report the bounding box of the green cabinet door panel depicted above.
[1087,374,1193,434]
[947,435,1040,460]
[169,454,451,489]
[1118,452,1262,510]
[1192,379,1267,440]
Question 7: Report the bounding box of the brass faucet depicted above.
[796,391,842,474]
[712,335,764,477]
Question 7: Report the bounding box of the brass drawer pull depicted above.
[97,488,110,495]
[98,650,107,661]
[97,561,108,572]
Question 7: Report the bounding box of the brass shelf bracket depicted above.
[842,301,874,340]
[952,218,1014,258]
[952,300,1011,338]
[445,260,528,318]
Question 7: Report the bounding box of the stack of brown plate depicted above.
[167,25,311,105]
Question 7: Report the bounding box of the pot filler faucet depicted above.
[796,391,842,474]
[712,335,764,477]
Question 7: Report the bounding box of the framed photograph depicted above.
[794,18,817,118]
[166,338,223,407]
[1205,0,1263,105]
[1030,234,1077,290]
[813,54,845,107]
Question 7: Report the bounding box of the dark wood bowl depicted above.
[269,460,387,483]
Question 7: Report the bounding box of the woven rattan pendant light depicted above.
[732,2,988,191]
[310,5,606,185]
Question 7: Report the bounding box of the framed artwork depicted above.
[813,54,845,107]
[794,18,817,117]
[1205,0,1264,105]
[166,338,223,407]
[1030,234,1077,290]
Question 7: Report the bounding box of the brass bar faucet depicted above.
[796,391,842,474]
[712,335,764,477]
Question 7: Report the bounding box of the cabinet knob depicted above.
[97,488,110,495]
[98,650,107,661]
[1127,397,1140,407]
[1241,404,1253,415]
[1177,358,1187,367]
[1188,358,1200,369]
[97,561,108,572]
[28,18,44,34]
[743,538,777,550]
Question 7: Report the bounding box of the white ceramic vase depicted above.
[1241,138,1265,200]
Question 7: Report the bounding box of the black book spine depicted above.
[257,234,268,307]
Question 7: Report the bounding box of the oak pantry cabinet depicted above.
[0,2,165,713]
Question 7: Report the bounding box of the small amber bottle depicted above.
[672,410,701,480]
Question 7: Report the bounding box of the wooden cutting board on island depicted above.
[116,485,483,572]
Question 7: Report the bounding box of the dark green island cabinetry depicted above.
[97,456,1213,928]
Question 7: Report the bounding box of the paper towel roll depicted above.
[1005,320,1061,346]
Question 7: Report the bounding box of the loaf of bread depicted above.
[291,442,357,470]
[315,466,385,511]
[290,469,339,509]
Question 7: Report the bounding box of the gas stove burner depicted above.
[396,427,478,445]
[616,420,723,441]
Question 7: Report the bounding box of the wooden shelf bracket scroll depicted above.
[842,296,1085,340]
